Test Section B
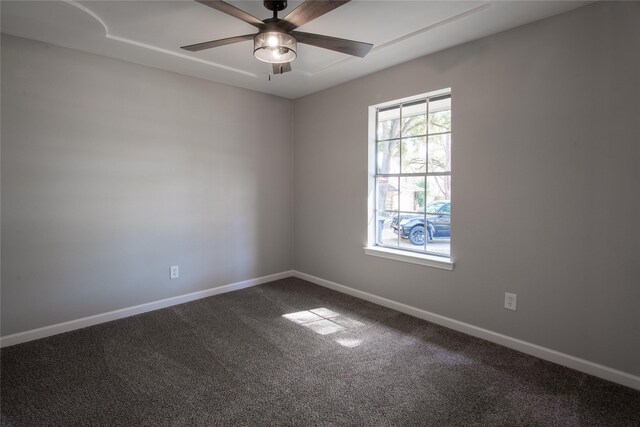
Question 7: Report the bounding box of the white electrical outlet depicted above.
[170,265,179,279]
[504,292,517,311]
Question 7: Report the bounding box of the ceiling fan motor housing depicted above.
[264,1,288,12]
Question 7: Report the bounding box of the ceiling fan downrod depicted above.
[264,1,288,20]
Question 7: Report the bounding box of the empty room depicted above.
[1,0,639,425]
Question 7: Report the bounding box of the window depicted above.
[367,90,452,266]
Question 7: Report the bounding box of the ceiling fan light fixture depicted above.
[254,31,297,63]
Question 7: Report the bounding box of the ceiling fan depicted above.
[181,0,373,75]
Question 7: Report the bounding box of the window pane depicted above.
[428,134,451,173]
[376,176,398,211]
[425,176,450,256]
[426,175,451,204]
[377,210,400,248]
[426,234,450,256]
[399,177,425,213]
[377,106,400,140]
[425,208,450,256]
[428,97,451,133]
[426,200,449,215]
[401,101,426,137]
[377,140,400,174]
[401,137,426,173]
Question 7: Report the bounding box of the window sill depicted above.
[363,246,454,271]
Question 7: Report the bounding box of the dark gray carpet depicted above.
[1,277,639,426]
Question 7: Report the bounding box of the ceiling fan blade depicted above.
[181,34,255,52]
[272,62,292,74]
[292,31,373,57]
[280,0,350,31]
[195,0,264,29]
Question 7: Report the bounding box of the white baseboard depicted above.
[292,270,640,391]
[0,270,294,348]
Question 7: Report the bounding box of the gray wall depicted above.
[1,34,292,336]
[292,2,640,376]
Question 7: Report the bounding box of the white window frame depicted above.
[364,88,454,271]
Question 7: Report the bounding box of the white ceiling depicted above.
[1,0,590,99]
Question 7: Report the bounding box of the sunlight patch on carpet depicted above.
[283,308,364,344]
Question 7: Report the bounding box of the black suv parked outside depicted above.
[390,201,450,245]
